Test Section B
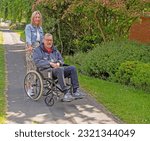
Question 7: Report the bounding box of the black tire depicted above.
[24,70,43,101]
[45,95,55,106]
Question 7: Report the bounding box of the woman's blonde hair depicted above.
[31,11,42,26]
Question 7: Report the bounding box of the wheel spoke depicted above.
[24,70,43,100]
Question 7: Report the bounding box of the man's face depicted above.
[43,36,53,48]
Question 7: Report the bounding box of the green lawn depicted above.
[0,31,6,123]
[79,74,150,123]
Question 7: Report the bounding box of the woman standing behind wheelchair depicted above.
[25,11,44,72]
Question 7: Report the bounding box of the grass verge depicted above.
[79,74,150,123]
[13,29,25,42]
[0,31,6,123]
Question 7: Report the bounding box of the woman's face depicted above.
[33,13,41,26]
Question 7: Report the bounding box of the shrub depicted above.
[115,61,138,84]
[20,31,25,42]
[73,35,99,52]
[65,52,86,72]
[116,61,150,92]
[9,22,25,30]
[72,39,150,80]
[131,63,150,92]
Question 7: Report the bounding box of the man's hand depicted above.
[50,62,60,68]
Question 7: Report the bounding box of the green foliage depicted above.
[70,39,150,80]
[0,0,34,23]
[70,39,150,93]
[34,0,146,55]
[1,0,148,55]
[116,61,150,92]
[66,52,86,71]
[115,61,138,85]
[9,22,25,30]
[143,2,150,15]
[131,63,150,92]
[13,29,25,42]
[73,35,98,52]
[20,31,25,42]
[0,32,6,123]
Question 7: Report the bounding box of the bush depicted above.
[65,52,86,71]
[73,35,100,52]
[131,63,150,92]
[20,31,25,42]
[9,22,25,30]
[115,61,150,92]
[72,39,150,80]
[115,61,138,84]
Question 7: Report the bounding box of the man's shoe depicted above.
[72,89,85,99]
[62,92,75,102]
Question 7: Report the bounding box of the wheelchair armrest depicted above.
[37,67,52,72]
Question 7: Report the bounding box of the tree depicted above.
[0,0,148,54]
[0,0,34,23]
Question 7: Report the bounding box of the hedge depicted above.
[71,39,150,80]
[115,61,150,93]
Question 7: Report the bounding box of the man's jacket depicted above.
[33,43,64,69]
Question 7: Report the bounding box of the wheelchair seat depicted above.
[36,67,53,79]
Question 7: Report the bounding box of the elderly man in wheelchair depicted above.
[24,33,84,106]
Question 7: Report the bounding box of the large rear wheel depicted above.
[24,70,43,100]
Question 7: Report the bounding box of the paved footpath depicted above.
[2,28,120,124]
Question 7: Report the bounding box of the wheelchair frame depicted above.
[24,69,72,106]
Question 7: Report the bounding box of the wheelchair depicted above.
[24,67,72,106]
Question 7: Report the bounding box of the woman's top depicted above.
[25,24,43,47]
